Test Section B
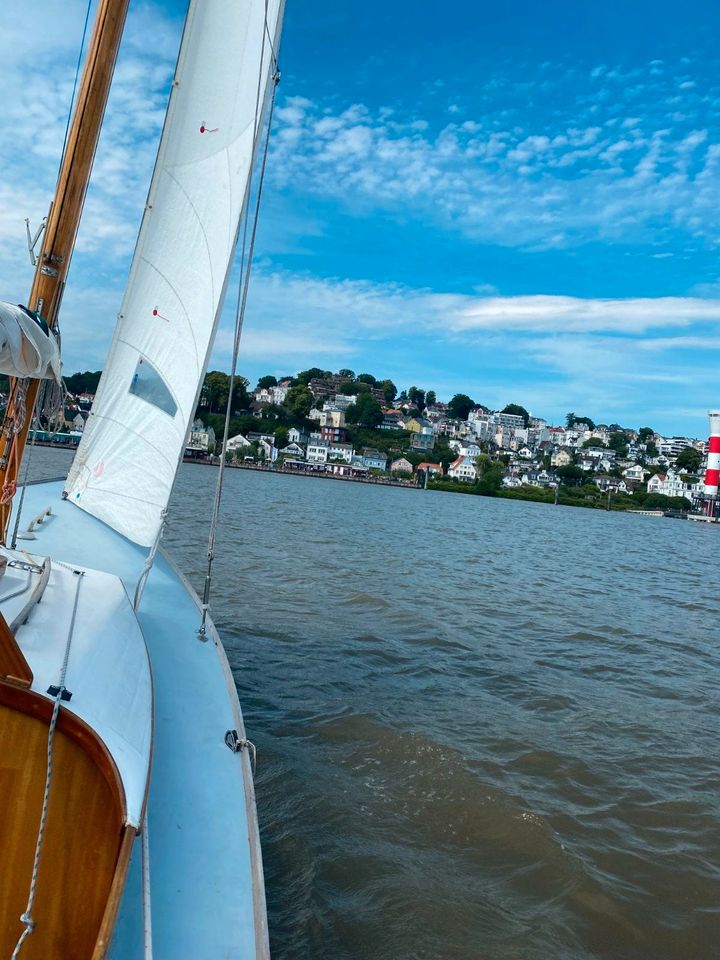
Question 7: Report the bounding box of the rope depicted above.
[11,567,84,959]
[198,19,281,638]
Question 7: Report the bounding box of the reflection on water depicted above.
[28,452,720,959]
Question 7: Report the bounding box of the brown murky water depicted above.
[30,451,720,959]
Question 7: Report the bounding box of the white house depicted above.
[390,457,413,473]
[329,442,354,463]
[623,464,647,482]
[307,441,329,464]
[288,427,308,445]
[279,442,305,459]
[227,433,251,452]
[448,455,477,482]
[458,439,482,458]
[646,469,699,499]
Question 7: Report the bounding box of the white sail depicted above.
[65,0,284,546]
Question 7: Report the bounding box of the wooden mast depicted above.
[0,0,130,541]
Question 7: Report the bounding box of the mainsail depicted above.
[65,0,284,546]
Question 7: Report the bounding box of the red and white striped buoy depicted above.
[704,410,720,515]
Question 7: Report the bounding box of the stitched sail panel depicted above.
[65,0,284,546]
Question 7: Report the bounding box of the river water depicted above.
[27,451,720,959]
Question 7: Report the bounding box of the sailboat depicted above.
[0,0,284,956]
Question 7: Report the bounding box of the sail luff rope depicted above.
[11,567,84,959]
[198,49,280,639]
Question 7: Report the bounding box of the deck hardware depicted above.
[224,730,256,773]
[8,559,44,575]
[25,217,46,266]
[47,685,72,701]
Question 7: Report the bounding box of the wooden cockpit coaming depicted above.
[0,680,132,960]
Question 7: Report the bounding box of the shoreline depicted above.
[180,458,717,522]
[183,458,421,489]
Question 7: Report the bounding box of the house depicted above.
[318,408,346,429]
[306,440,329,464]
[623,464,647,482]
[416,461,443,476]
[551,448,573,467]
[257,438,277,461]
[647,469,698,498]
[594,476,629,494]
[329,442,354,463]
[447,455,477,482]
[71,411,89,432]
[380,412,403,430]
[390,457,413,474]
[404,416,433,434]
[288,427,309,445]
[410,432,435,451]
[362,449,387,472]
[227,433,251,452]
[320,424,349,444]
[517,446,534,460]
[279,442,305,459]
[458,439,482,458]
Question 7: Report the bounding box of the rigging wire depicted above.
[198,25,281,639]
[57,0,94,184]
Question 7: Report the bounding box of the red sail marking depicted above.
[199,122,219,133]
[152,307,170,322]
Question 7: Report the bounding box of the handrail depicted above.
[16,506,53,541]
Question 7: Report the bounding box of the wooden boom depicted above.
[0,0,130,541]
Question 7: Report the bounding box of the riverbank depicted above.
[183,458,421,489]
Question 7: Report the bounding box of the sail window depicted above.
[129,357,177,416]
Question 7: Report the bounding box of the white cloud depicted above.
[267,57,720,251]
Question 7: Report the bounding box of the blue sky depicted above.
[1,1,720,434]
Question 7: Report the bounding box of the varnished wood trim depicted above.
[0,680,126,816]
[92,827,136,960]
[0,611,33,688]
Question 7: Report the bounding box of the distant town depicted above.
[21,367,714,516]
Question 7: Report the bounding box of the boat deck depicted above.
[11,480,267,960]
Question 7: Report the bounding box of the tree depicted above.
[285,384,313,419]
[338,368,355,379]
[474,454,504,495]
[380,379,397,404]
[65,370,102,395]
[339,381,358,396]
[675,447,702,472]
[448,393,475,420]
[202,371,230,412]
[556,464,584,484]
[426,390,436,407]
[346,393,383,428]
[296,367,326,386]
[567,413,595,430]
[408,386,425,410]
[638,426,654,442]
[356,373,377,385]
[582,438,605,448]
[502,403,530,427]
[256,375,277,391]
[230,376,250,412]
[608,431,628,458]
